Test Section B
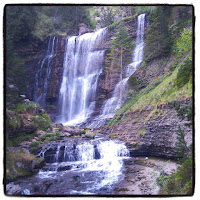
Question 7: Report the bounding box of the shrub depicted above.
[40,132,61,142]
[176,56,192,88]
[30,141,40,154]
[159,156,193,195]
[15,102,40,114]
[176,28,192,58]
[12,132,37,147]
[31,115,52,131]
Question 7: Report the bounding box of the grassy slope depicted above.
[107,53,192,126]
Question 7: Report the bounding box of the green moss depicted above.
[109,133,117,139]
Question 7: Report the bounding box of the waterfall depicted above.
[88,14,146,128]
[34,36,57,108]
[57,28,107,126]
[37,139,129,194]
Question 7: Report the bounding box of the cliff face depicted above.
[101,97,192,159]
[25,36,66,120]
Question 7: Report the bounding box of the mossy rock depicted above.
[85,131,96,139]
[6,151,45,182]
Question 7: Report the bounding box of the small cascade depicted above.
[38,139,129,164]
[88,14,146,128]
[57,28,107,126]
[33,139,129,194]
[34,36,57,108]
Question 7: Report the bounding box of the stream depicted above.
[13,136,130,195]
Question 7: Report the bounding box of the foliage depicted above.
[6,151,44,182]
[158,156,193,195]
[175,126,189,159]
[176,55,192,88]
[133,6,153,14]
[176,28,192,58]
[108,14,136,30]
[168,100,192,122]
[107,53,192,127]
[31,115,52,131]
[12,132,37,147]
[6,111,22,133]
[106,22,134,73]
[144,6,172,62]
[14,102,40,114]
[30,141,40,154]
[40,132,61,142]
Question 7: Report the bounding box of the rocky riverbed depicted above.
[114,157,179,195]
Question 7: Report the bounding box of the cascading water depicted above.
[14,138,130,195]
[88,14,146,128]
[57,28,107,126]
[34,36,57,108]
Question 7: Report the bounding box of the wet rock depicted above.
[6,183,22,195]
[57,165,72,172]
[85,131,96,139]
[94,145,101,159]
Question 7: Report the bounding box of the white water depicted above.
[57,28,107,126]
[37,139,130,194]
[34,36,57,108]
[88,14,146,128]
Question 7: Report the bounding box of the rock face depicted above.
[25,36,66,120]
[79,23,89,35]
[101,98,192,159]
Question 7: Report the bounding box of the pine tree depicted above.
[106,22,134,77]
[175,126,188,159]
[144,6,172,62]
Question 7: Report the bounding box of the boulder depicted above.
[6,183,21,195]
[57,165,72,172]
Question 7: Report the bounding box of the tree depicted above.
[106,22,134,78]
[144,6,172,62]
[175,126,189,159]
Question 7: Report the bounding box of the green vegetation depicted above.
[176,56,192,88]
[176,28,192,58]
[168,100,192,122]
[175,126,190,159]
[137,128,146,137]
[108,14,137,30]
[14,102,40,114]
[107,51,192,127]
[157,156,193,195]
[30,141,40,154]
[12,132,37,147]
[144,6,172,62]
[6,151,44,182]
[40,132,61,142]
[31,113,52,131]
[106,22,134,73]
